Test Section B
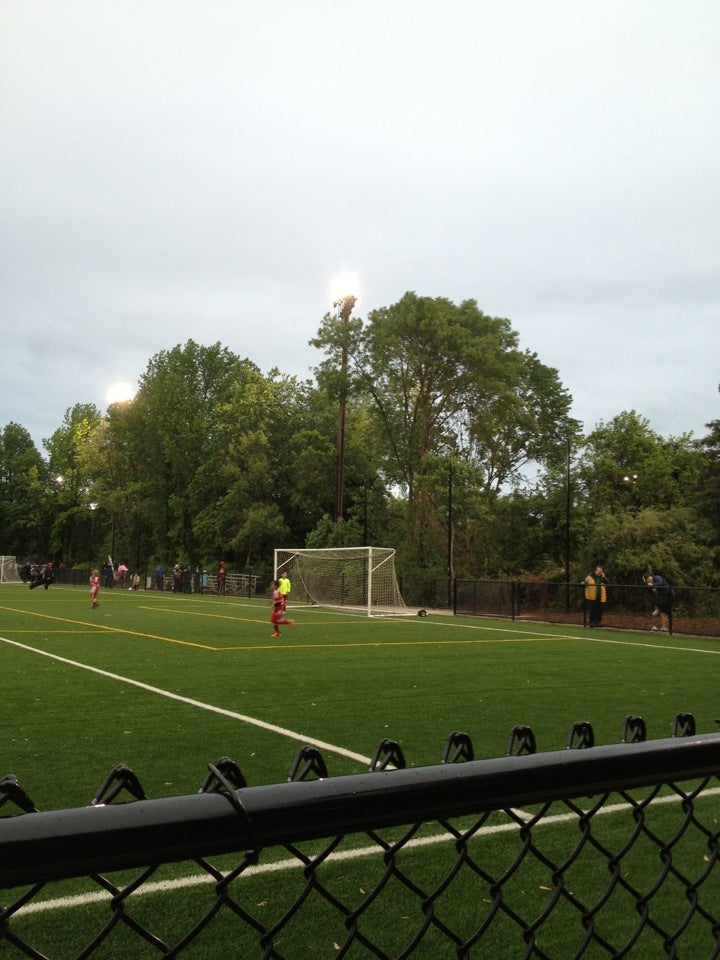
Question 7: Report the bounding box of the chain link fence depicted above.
[396,578,720,639]
[3,716,720,958]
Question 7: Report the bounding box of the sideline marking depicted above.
[586,635,720,657]
[0,636,372,766]
[16,785,720,917]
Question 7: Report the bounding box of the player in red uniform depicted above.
[90,568,101,608]
[269,580,295,638]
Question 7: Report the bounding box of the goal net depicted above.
[0,556,21,583]
[274,547,407,617]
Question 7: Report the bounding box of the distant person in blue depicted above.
[645,573,671,632]
[155,563,164,591]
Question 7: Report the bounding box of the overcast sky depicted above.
[2,1,718,453]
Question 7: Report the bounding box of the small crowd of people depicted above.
[98,561,140,589]
[154,563,212,594]
[581,564,672,631]
[19,560,55,590]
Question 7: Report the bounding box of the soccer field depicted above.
[3,584,720,958]
[2,582,719,809]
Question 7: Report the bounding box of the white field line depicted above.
[420,616,720,656]
[14,785,720,916]
[0,636,372,766]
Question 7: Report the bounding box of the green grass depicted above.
[3,583,720,958]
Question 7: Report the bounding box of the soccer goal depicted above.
[274,546,408,617]
[0,556,21,583]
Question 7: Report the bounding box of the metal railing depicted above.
[3,717,720,958]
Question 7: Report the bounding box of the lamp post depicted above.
[89,503,98,570]
[564,440,571,612]
[333,293,357,524]
[447,457,454,608]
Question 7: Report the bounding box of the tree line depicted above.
[1,293,718,587]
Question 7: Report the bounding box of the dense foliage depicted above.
[1,295,717,586]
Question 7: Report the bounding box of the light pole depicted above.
[89,503,98,570]
[564,440,571,612]
[447,457,453,608]
[333,292,357,524]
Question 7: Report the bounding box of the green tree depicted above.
[574,411,713,583]
[0,423,50,558]
[694,419,720,562]
[44,403,103,565]
[121,341,258,566]
[312,292,577,574]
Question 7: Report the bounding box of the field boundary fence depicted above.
[3,718,720,958]
[398,577,720,639]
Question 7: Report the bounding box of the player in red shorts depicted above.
[90,568,101,608]
[269,580,295,638]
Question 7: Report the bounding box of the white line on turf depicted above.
[420,617,720,654]
[16,785,720,916]
[0,636,372,766]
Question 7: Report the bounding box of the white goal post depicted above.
[273,546,408,617]
[0,556,21,583]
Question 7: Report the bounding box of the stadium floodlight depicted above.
[106,382,135,406]
[274,546,408,617]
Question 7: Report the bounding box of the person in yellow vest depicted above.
[278,570,291,611]
[582,563,607,628]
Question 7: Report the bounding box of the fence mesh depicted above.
[3,719,720,958]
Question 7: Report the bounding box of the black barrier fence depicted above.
[18,573,720,639]
[3,717,720,958]
[49,567,259,597]
[397,578,720,640]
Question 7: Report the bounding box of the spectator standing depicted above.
[646,573,671,632]
[582,564,608,628]
[155,563,164,591]
[217,561,226,596]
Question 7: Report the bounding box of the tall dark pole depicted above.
[89,503,98,572]
[333,294,356,525]
[447,458,453,608]
[565,439,571,612]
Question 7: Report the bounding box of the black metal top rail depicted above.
[3,731,720,890]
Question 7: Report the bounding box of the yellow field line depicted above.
[220,635,566,652]
[139,605,265,625]
[0,604,217,651]
[0,603,571,653]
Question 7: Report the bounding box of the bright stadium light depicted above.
[106,382,135,406]
[328,270,360,306]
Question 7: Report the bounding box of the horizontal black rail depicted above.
[3,732,720,890]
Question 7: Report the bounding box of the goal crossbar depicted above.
[274,547,407,617]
